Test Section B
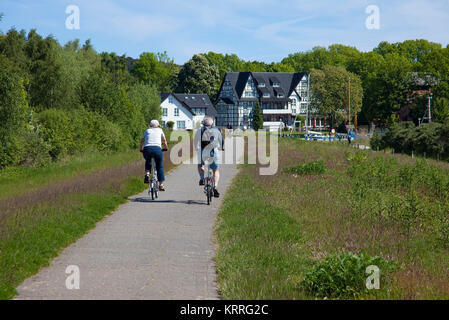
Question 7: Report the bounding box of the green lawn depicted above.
[215,138,449,299]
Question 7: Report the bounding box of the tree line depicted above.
[1,21,449,168]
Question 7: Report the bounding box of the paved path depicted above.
[15,161,238,300]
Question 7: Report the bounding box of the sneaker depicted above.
[159,183,165,191]
[199,179,205,186]
[144,175,150,184]
[213,188,220,198]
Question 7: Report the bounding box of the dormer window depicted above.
[192,96,196,100]
[278,93,284,98]
[273,83,280,87]
[263,93,270,98]
[258,83,266,88]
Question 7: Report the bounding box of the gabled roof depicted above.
[160,93,217,117]
[218,72,307,103]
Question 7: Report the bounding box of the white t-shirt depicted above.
[142,128,165,148]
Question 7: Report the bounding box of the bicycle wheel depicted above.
[152,160,158,200]
[209,187,213,204]
[150,183,155,200]
[206,184,211,205]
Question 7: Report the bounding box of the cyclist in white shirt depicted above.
[140,120,168,191]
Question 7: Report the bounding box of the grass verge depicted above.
[0,177,146,300]
[0,150,142,201]
[215,138,449,299]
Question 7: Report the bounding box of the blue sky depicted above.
[1,0,449,64]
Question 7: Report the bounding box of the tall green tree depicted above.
[128,83,162,125]
[25,30,64,110]
[0,55,30,167]
[0,29,28,77]
[132,51,178,92]
[252,101,263,130]
[310,65,363,128]
[363,53,413,123]
[177,54,220,98]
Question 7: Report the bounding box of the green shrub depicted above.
[90,114,126,152]
[283,160,327,175]
[166,121,175,130]
[16,124,52,167]
[300,252,397,299]
[371,122,449,160]
[36,107,127,161]
[69,107,127,153]
[37,109,74,160]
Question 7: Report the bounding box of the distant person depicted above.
[227,122,233,130]
[194,117,224,198]
[140,120,168,191]
[347,130,352,145]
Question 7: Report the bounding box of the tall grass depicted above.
[215,139,449,299]
[0,150,142,201]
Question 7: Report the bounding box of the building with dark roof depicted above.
[160,93,216,130]
[216,72,324,130]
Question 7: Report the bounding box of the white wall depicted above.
[161,94,194,130]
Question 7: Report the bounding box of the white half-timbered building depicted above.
[216,72,326,131]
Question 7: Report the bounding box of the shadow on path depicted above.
[131,198,208,205]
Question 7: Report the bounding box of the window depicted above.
[177,121,186,129]
[162,121,166,128]
[263,93,270,98]
[193,108,205,115]
[273,83,280,87]
[258,83,265,87]
[192,96,196,100]
[278,94,284,98]
[174,108,179,116]
[169,97,174,104]
[291,98,296,106]
[163,108,168,116]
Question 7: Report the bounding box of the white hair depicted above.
[203,117,213,126]
[150,120,160,128]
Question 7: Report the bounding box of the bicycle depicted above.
[204,162,214,205]
[146,148,168,201]
[148,157,159,200]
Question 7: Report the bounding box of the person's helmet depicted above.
[203,117,213,127]
[150,120,160,128]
